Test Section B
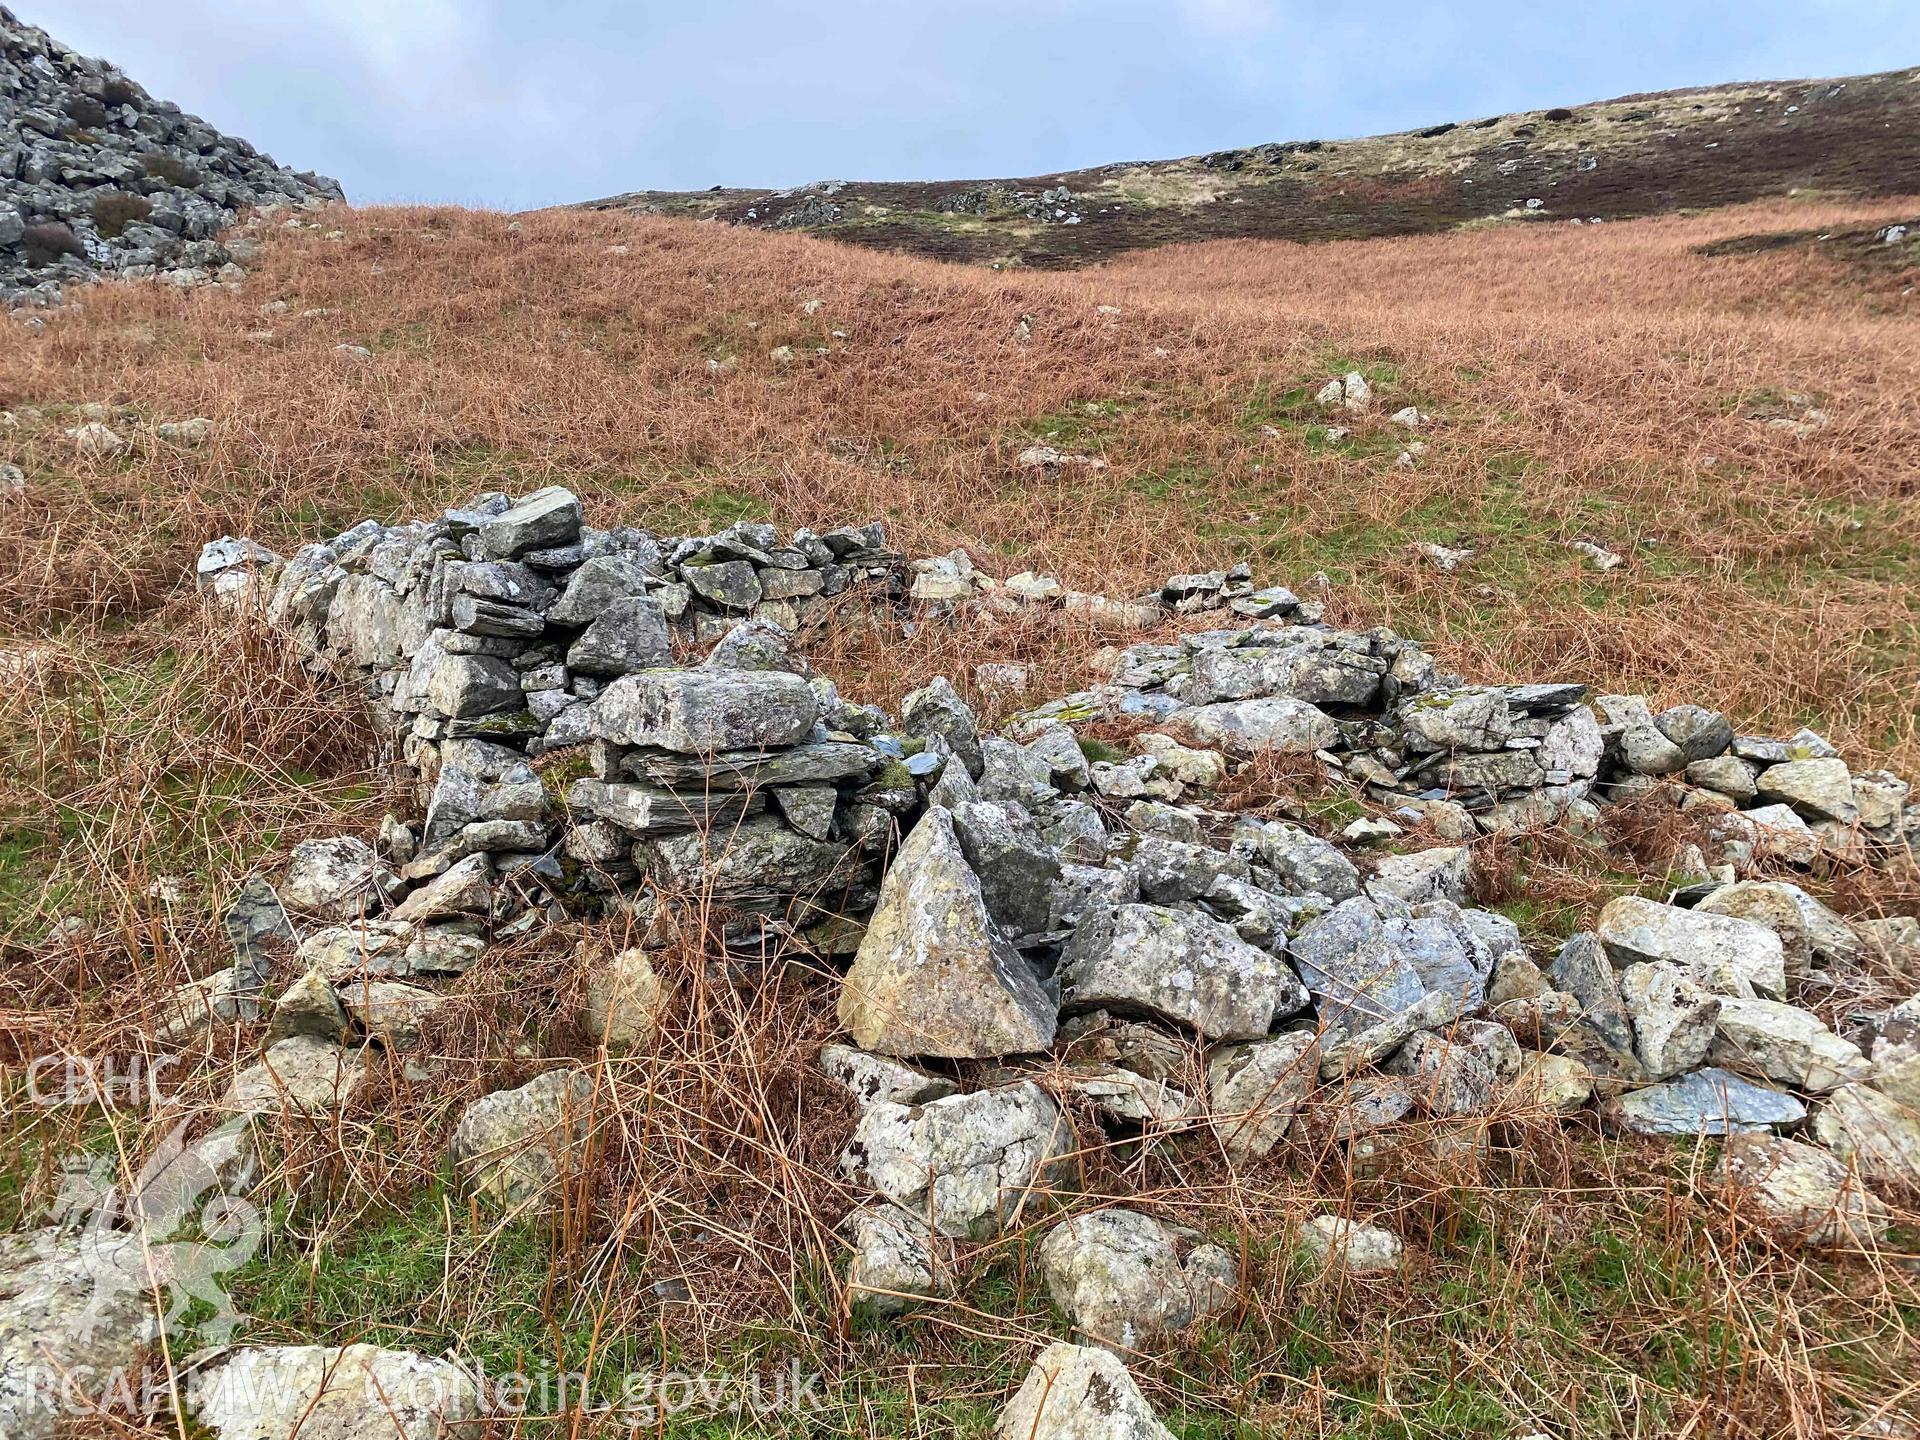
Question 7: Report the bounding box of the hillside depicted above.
[0,5,342,305]
[579,66,1920,266]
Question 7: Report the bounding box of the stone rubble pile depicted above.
[216,488,912,960]
[1,7,342,306]
[23,488,1910,1439]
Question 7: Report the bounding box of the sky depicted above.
[23,1,1920,210]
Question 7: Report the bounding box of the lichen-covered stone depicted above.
[1709,997,1870,1093]
[1607,1067,1806,1136]
[1038,1209,1236,1352]
[190,1344,481,1440]
[1812,1083,1920,1189]
[1208,1030,1317,1161]
[1059,903,1304,1042]
[1161,695,1339,757]
[449,1068,593,1210]
[993,1342,1175,1440]
[589,668,818,752]
[840,1203,949,1318]
[1715,1134,1888,1247]
[838,809,1057,1059]
[839,1082,1076,1239]
[1619,961,1721,1080]
[1298,1215,1405,1276]
[1596,896,1786,1000]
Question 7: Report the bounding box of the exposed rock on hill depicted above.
[1,6,342,305]
[579,67,1920,268]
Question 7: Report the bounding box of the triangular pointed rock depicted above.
[838,808,1056,1059]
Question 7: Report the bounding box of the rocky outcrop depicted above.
[1,8,343,305]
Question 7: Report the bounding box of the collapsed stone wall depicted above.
[202,484,1920,964]
[16,490,1913,1437]
[1,7,343,305]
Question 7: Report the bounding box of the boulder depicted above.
[1656,704,1733,762]
[1507,1050,1595,1113]
[993,1342,1174,1440]
[589,668,818,752]
[1051,863,1137,929]
[1367,846,1471,906]
[1298,1215,1404,1276]
[1619,962,1721,1080]
[1871,995,1920,1109]
[1607,1067,1806,1136]
[189,1344,481,1439]
[1708,997,1870,1093]
[1547,933,1640,1069]
[772,784,837,840]
[640,814,850,902]
[976,735,1059,808]
[1812,1084,1920,1189]
[1596,895,1785,999]
[1599,695,1688,776]
[1754,758,1857,823]
[448,1068,593,1210]
[1695,882,1814,978]
[581,948,671,1047]
[840,1203,949,1318]
[1161,696,1338,757]
[566,594,671,675]
[298,919,486,980]
[1059,903,1304,1042]
[423,653,521,719]
[1038,1209,1236,1352]
[477,485,582,559]
[1716,1134,1888,1247]
[1383,1030,1497,1115]
[1232,819,1360,900]
[901,677,983,778]
[1129,835,1251,904]
[819,1044,958,1108]
[281,835,387,920]
[1207,1031,1318,1161]
[1686,756,1758,802]
[338,981,443,1050]
[839,1082,1077,1239]
[265,968,350,1045]
[951,800,1063,937]
[219,1038,370,1118]
[0,1229,162,1440]
[1320,990,1465,1078]
[838,809,1057,1059]
[545,554,654,624]
[684,558,762,609]
[1025,722,1092,790]
[1291,896,1487,1038]
[389,852,491,923]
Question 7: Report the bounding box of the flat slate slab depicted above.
[1607,1066,1806,1136]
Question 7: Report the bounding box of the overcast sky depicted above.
[24,2,1920,209]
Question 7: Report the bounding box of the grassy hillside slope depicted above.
[578,67,1920,266]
